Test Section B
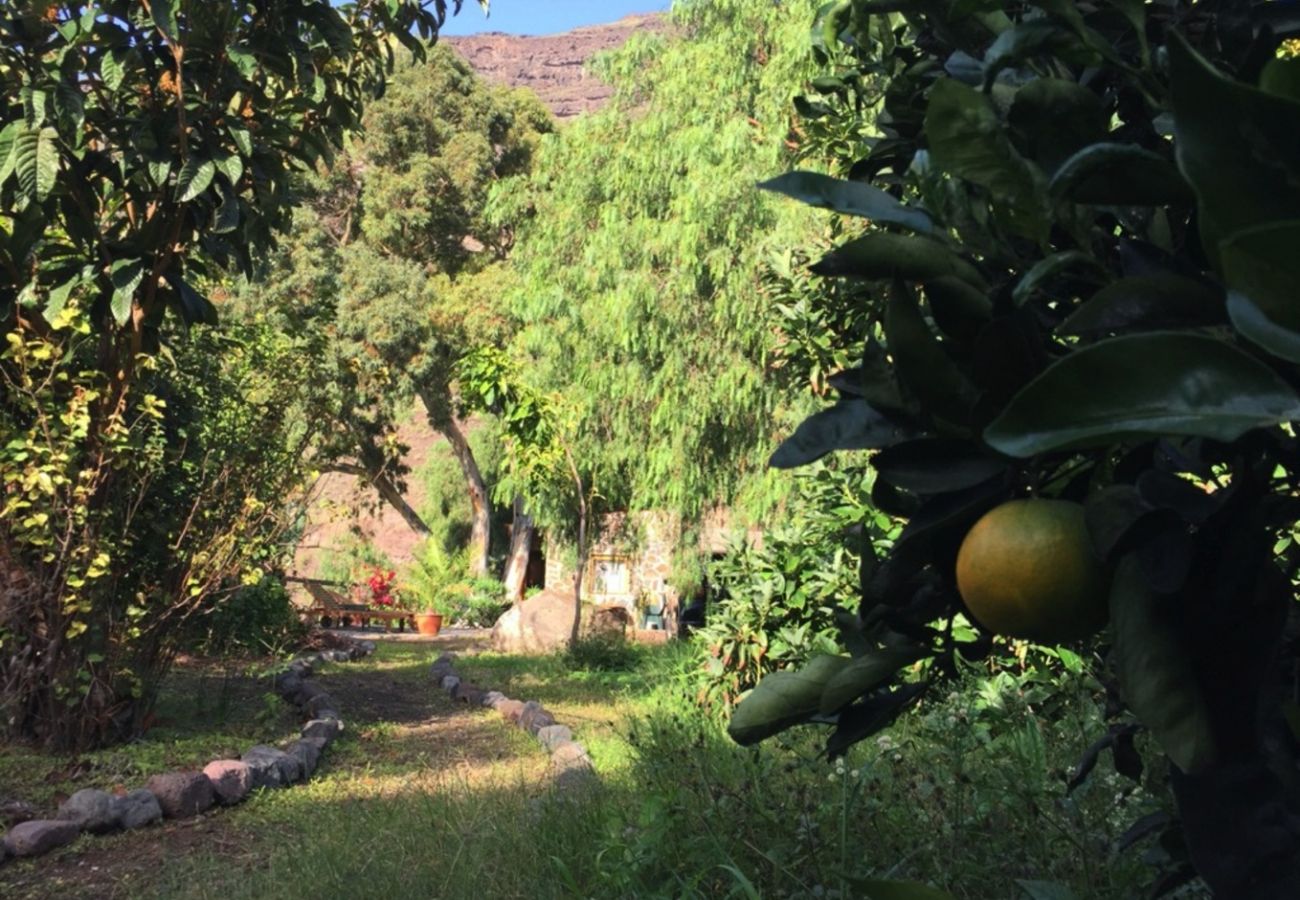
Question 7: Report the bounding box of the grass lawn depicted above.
[0,634,1191,899]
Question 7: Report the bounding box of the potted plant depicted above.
[409,594,444,637]
[402,541,468,637]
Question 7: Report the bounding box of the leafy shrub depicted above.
[186,577,306,656]
[400,540,468,614]
[441,577,511,627]
[692,463,896,707]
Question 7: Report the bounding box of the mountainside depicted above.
[444,13,664,119]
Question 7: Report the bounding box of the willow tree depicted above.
[490,0,831,553]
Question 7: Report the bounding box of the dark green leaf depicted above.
[983,20,1089,86]
[985,333,1300,457]
[844,877,955,900]
[14,126,59,202]
[1109,557,1217,774]
[1012,250,1107,306]
[872,438,1007,494]
[925,277,993,345]
[1058,275,1224,336]
[166,274,219,327]
[109,258,145,325]
[176,156,216,203]
[1222,221,1300,363]
[1169,34,1300,246]
[728,655,849,746]
[886,281,979,427]
[1049,143,1191,206]
[925,78,1047,240]
[1007,78,1107,174]
[759,171,938,235]
[0,121,19,186]
[152,0,180,42]
[819,645,925,714]
[770,399,910,469]
[812,233,984,286]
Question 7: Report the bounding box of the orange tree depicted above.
[0,1,476,749]
[729,1,1300,894]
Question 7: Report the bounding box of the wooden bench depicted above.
[302,582,415,632]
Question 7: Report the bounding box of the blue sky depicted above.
[439,1,670,36]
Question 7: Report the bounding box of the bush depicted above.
[187,577,306,656]
[441,577,511,627]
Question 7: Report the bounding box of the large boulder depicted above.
[203,760,253,805]
[114,789,163,829]
[57,788,118,834]
[490,587,579,653]
[3,820,80,857]
[145,772,215,819]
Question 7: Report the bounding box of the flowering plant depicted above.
[366,568,399,609]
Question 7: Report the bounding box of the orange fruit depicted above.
[955,499,1107,643]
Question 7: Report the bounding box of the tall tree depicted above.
[0,0,472,748]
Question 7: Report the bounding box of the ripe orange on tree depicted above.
[955,498,1108,643]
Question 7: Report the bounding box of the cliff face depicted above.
[444,13,663,119]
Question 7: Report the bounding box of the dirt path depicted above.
[0,631,550,900]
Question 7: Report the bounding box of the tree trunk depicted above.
[421,390,490,579]
[325,462,431,537]
[502,495,533,605]
[564,444,586,646]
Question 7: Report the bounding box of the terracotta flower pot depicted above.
[415,613,443,636]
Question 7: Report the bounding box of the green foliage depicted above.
[739,1,1300,891]
[488,0,833,525]
[440,576,509,627]
[399,538,468,614]
[186,576,306,656]
[693,463,896,709]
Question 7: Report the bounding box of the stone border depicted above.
[429,652,597,789]
[0,638,377,866]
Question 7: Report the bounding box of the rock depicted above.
[551,740,593,772]
[286,740,322,779]
[145,772,215,819]
[450,681,479,702]
[358,640,377,655]
[435,651,457,665]
[302,718,343,743]
[114,789,163,829]
[2,819,80,857]
[203,760,253,805]
[329,649,351,663]
[459,688,487,706]
[482,691,506,707]
[57,788,118,834]
[536,724,574,752]
[497,699,525,723]
[490,586,581,653]
[273,671,303,700]
[0,799,37,827]
[295,680,328,705]
[528,711,557,734]
[518,702,553,734]
[289,658,313,677]
[242,745,302,789]
[440,675,461,694]
[304,692,338,718]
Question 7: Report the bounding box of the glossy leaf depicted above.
[1007,78,1107,174]
[811,232,985,287]
[770,399,910,469]
[985,333,1300,457]
[1049,143,1191,206]
[1109,557,1217,774]
[176,156,215,203]
[760,171,938,234]
[109,258,145,325]
[872,437,1007,494]
[728,654,849,745]
[925,78,1047,240]
[1221,221,1300,363]
[886,282,979,427]
[1059,275,1224,336]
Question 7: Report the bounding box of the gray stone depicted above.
[517,701,544,730]
[536,724,574,752]
[358,640,377,655]
[555,766,599,792]
[0,799,37,827]
[203,760,253,805]
[273,671,303,700]
[242,744,302,788]
[435,651,457,665]
[2,819,80,857]
[519,702,554,734]
[482,691,506,707]
[460,688,487,706]
[550,740,593,772]
[289,658,313,677]
[294,680,328,706]
[286,740,322,778]
[497,699,525,723]
[329,649,351,663]
[302,718,343,743]
[113,789,162,829]
[57,788,118,834]
[450,681,479,702]
[304,692,338,718]
[145,772,215,819]
[440,674,461,694]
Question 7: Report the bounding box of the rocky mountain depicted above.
[445,13,664,119]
